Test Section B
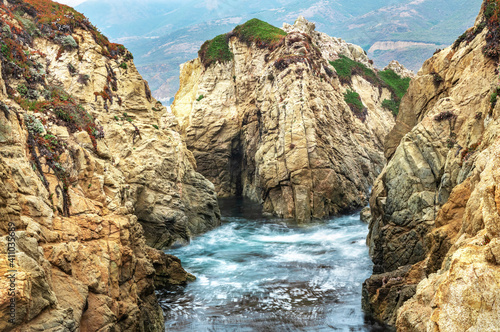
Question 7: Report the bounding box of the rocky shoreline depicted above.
[363,1,500,330]
[0,0,217,329]
[1,0,500,330]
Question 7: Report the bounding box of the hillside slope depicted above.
[76,0,481,102]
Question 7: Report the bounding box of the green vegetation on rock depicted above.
[232,18,287,48]
[381,99,400,116]
[483,0,500,57]
[198,18,286,68]
[330,55,377,84]
[490,86,500,110]
[344,88,368,121]
[198,34,233,67]
[484,0,498,19]
[344,89,364,113]
[379,69,411,116]
[331,56,410,116]
[379,69,411,99]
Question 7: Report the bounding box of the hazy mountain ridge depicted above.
[76,0,482,102]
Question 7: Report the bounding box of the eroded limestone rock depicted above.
[0,1,217,330]
[173,17,397,221]
[364,3,500,329]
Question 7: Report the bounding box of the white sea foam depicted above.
[164,208,373,331]
[271,250,316,263]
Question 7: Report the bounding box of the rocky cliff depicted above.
[0,0,218,330]
[172,17,408,221]
[363,1,500,329]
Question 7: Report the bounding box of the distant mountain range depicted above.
[76,0,482,103]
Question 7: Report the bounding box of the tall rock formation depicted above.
[363,1,500,330]
[172,17,407,221]
[0,0,218,330]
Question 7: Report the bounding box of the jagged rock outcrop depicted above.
[172,17,402,221]
[364,1,500,329]
[33,23,221,250]
[0,0,219,330]
[383,60,415,79]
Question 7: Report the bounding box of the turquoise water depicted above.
[160,199,380,331]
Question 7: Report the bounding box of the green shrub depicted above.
[17,84,28,96]
[491,91,498,105]
[329,55,378,84]
[198,19,286,67]
[2,25,11,38]
[59,35,78,49]
[330,56,411,118]
[344,89,363,112]
[124,52,134,61]
[379,69,411,99]
[382,99,400,116]
[344,89,368,121]
[1,43,9,57]
[453,32,467,49]
[452,22,485,50]
[24,114,44,134]
[196,95,204,101]
[152,124,159,129]
[485,0,497,19]
[16,15,40,37]
[482,0,500,57]
[198,34,233,67]
[490,87,500,110]
[232,18,287,47]
[119,62,128,70]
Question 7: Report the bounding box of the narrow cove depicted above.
[159,198,386,331]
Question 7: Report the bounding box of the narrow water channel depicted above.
[160,198,382,331]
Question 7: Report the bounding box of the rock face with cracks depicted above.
[172,17,398,221]
[0,0,218,330]
[363,1,500,330]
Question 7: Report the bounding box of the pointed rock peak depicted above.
[383,60,415,79]
[282,16,316,35]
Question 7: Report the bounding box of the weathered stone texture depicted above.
[0,3,218,330]
[173,17,396,221]
[364,5,500,330]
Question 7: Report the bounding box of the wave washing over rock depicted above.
[172,16,410,222]
[0,0,219,330]
[363,0,500,330]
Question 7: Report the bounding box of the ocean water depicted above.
[160,198,384,331]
